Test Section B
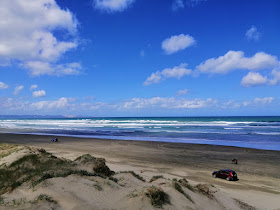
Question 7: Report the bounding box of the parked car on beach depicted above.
[212,169,238,181]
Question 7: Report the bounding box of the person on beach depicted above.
[232,158,238,164]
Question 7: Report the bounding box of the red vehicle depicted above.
[212,169,238,181]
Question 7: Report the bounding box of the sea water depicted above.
[0,116,280,151]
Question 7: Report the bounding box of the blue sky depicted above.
[0,0,280,116]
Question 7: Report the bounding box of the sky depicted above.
[0,0,280,117]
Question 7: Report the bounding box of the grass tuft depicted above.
[149,175,164,183]
[173,181,194,203]
[120,171,146,182]
[196,184,214,199]
[33,194,57,204]
[179,178,195,192]
[145,186,170,208]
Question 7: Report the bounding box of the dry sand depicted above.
[0,133,280,209]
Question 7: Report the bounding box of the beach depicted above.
[0,133,280,209]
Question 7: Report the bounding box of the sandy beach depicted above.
[0,133,280,209]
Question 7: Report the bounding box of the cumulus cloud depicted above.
[196,51,279,74]
[0,95,277,115]
[0,82,8,89]
[14,85,24,95]
[243,97,274,107]
[253,97,274,104]
[31,97,69,110]
[30,85,38,90]
[241,72,268,87]
[0,0,80,76]
[162,34,195,54]
[222,100,241,109]
[176,89,189,96]
[93,0,135,12]
[122,97,217,109]
[269,69,280,85]
[144,63,192,85]
[246,25,261,41]
[24,61,82,76]
[32,90,46,98]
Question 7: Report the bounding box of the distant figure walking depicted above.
[51,138,58,142]
[232,158,238,164]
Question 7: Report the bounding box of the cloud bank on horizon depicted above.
[0,0,279,116]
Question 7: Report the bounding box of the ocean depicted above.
[0,116,280,151]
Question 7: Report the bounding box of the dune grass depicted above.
[33,194,57,204]
[145,186,170,208]
[173,181,194,203]
[0,150,115,195]
[149,175,164,183]
[119,171,146,182]
[0,143,23,159]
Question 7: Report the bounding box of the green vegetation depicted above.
[145,186,170,208]
[149,175,164,183]
[0,150,115,195]
[196,184,214,199]
[33,194,57,204]
[75,154,115,177]
[119,171,146,182]
[178,178,195,192]
[93,183,103,191]
[0,143,23,159]
[173,181,194,203]
[108,176,118,183]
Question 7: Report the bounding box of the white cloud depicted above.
[196,51,279,74]
[241,72,268,87]
[32,90,46,97]
[0,95,277,115]
[93,0,135,12]
[122,97,216,109]
[0,0,80,76]
[31,97,69,110]
[243,97,274,107]
[162,34,195,54]
[269,69,280,85]
[30,85,38,90]
[176,89,189,96]
[0,82,8,89]
[246,25,261,41]
[222,100,241,109]
[253,97,274,104]
[24,61,81,76]
[172,0,206,10]
[172,0,185,11]
[144,63,192,85]
[14,85,24,95]
[140,50,145,57]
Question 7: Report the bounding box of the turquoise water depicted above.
[0,116,280,151]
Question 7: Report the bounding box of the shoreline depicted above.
[1,130,280,152]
